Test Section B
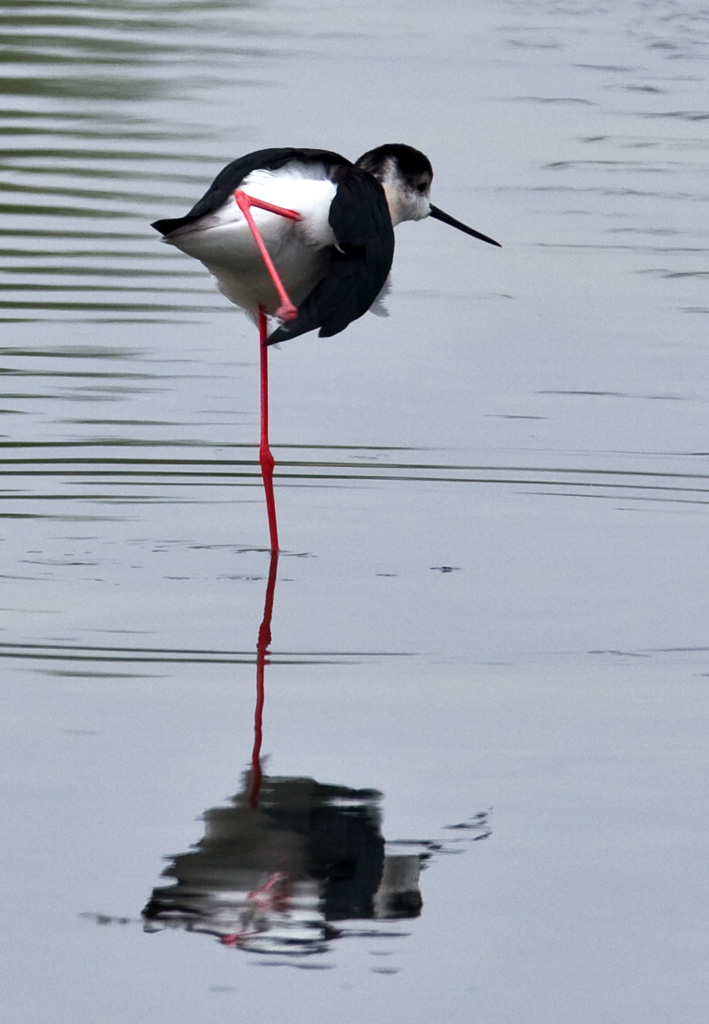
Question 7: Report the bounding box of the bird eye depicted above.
[417,182,427,194]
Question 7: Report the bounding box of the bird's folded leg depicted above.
[234,190,302,321]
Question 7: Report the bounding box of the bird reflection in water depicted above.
[142,772,421,954]
[142,551,431,955]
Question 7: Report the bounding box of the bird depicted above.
[152,143,500,551]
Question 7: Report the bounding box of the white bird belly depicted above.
[163,165,338,319]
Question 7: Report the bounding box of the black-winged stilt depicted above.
[152,144,500,551]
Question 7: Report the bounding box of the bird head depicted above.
[356,143,500,246]
[356,144,433,226]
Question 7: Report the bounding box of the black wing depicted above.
[267,166,395,345]
[151,147,351,235]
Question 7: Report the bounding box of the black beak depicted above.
[429,204,501,247]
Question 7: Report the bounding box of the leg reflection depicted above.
[140,556,447,955]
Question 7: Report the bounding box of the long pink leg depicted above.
[234,189,301,552]
[258,305,279,553]
[234,189,302,320]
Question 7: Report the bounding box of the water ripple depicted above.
[0,443,707,510]
[0,0,270,322]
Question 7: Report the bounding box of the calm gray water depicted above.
[1,1,708,1021]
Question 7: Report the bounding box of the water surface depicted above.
[1,2,708,1022]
